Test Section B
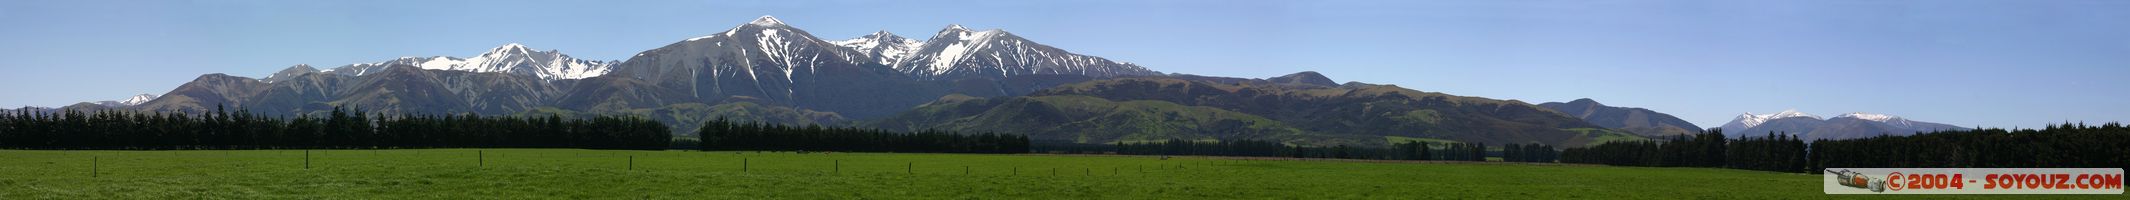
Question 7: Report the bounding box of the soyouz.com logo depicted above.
[1825,168,2124,194]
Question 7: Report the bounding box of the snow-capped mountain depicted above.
[892,24,1159,80]
[1825,112,1964,133]
[1720,109,1821,131]
[319,43,613,80]
[830,30,924,65]
[573,15,936,119]
[119,94,158,105]
[601,15,878,100]
[92,94,160,107]
[1835,112,1911,128]
[1717,110,1967,140]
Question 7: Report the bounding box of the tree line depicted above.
[1727,133,1807,172]
[696,118,1027,153]
[1502,143,1559,163]
[1565,123,2129,173]
[1432,142,1487,161]
[1811,122,2130,170]
[0,106,671,150]
[1560,131,1739,168]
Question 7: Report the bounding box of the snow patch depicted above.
[750,15,785,26]
[1835,112,1898,122]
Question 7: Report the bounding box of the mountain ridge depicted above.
[1537,98,1703,137]
[1718,110,1968,140]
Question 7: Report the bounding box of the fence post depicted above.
[92,156,98,177]
[304,150,311,169]
[629,156,634,170]
[835,160,840,174]
[743,158,748,172]
[478,150,484,168]
[907,162,912,174]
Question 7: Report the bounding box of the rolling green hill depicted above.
[872,77,1645,148]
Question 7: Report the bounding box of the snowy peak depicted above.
[608,14,874,91]
[749,15,787,27]
[1834,112,1921,129]
[943,24,969,33]
[1766,109,1820,120]
[890,23,1155,80]
[119,94,158,105]
[832,30,925,65]
[856,30,910,42]
[481,43,536,57]
[91,93,159,107]
[320,43,613,80]
[1724,109,1822,131]
[456,43,614,80]
[1834,112,1900,122]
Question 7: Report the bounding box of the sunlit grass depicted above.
[0,149,2113,199]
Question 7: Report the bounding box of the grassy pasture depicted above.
[0,149,2115,199]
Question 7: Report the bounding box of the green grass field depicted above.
[0,149,2117,199]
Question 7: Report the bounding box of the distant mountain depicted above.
[1537,98,1702,137]
[320,43,614,80]
[0,107,59,114]
[892,24,1160,80]
[1265,71,1338,86]
[134,73,268,114]
[58,102,116,113]
[831,30,925,65]
[869,74,1643,148]
[137,64,555,116]
[1718,110,1967,140]
[1808,113,1971,140]
[90,94,159,108]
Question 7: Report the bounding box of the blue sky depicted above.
[2,0,2125,129]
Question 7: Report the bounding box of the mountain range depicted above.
[1717,110,1968,140]
[59,15,1671,148]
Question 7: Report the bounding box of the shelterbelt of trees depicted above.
[0,106,671,150]
[1562,123,2130,173]
[696,118,1027,153]
[1036,139,1557,163]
